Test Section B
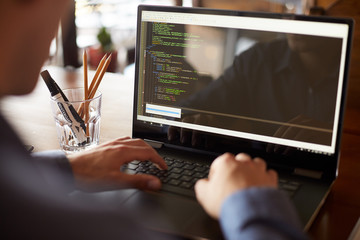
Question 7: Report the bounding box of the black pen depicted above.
[41,70,88,145]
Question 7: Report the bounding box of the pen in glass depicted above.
[41,70,88,145]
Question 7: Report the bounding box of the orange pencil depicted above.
[88,54,107,94]
[83,50,89,100]
[88,54,112,99]
[83,50,90,136]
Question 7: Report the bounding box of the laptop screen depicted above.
[133,5,353,171]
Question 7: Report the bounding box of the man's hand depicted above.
[67,137,167,192]
[195,153,278,219]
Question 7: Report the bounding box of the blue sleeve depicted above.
[220,187,309,240]
[31,150,75,193]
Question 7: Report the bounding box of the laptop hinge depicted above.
[144,139,164,149]
[293,168,323,179]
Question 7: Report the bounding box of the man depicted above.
[0,1,167,239]
[0,0,307,239]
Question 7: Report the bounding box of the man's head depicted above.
[0,0,71,97]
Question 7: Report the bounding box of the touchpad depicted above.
[123,191,223,239]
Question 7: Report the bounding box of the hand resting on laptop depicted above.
[195,153,278,219]
[67,136,168,192]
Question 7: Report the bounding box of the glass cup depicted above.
[50,88,102,153]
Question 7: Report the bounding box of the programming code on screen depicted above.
[143,22,203,105]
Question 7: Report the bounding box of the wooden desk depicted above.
[1,66,360,239]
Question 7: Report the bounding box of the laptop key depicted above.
[168,173,181,179]
[126,164,138,170]
[180,175,193,182]
[183,164,195,170]
[183,170,193,176]
[193,172,207,178]
[168,179,181,186]
[179,181,193,189]
[194,166,207,172]
[171,167,183,174]
[173,162,185,168]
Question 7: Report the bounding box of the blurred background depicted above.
[49,0,326,75]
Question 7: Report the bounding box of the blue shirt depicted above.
[220,187,309,240]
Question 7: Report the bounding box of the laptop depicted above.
[121,5,354,239]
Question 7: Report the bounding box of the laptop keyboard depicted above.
[122,157,300,198]
[123,157,209,197]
